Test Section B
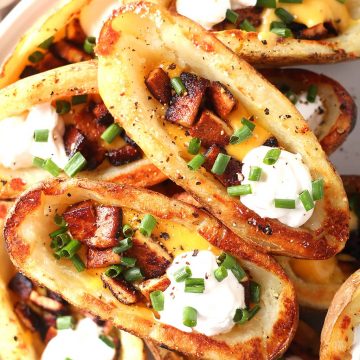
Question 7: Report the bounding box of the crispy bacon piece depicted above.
[189,109,231,147]
[204,145,243,187]
[64,125,87,158]
[166,72,209,127]
[263,136,279,147]
[74,108,107,142]
[29,291,64,312]
[87,248,121,268]
[20,66,38,79]
[92,102,114,127]
[214,6,263,30]
[35,52,67,73]
[106,145,142,166]
[51,40,92,63]
[145,68,172,104]
[8,273,33,300]
[136,275,170,303]
[297,22,337,40]
[65,18,87,46]
[208,82,237,119]
[14,302,43,332]
[101,275,138,305]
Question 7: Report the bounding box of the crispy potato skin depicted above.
[97,2,349,259]
[4,178,298,360]
[260,68,357,155]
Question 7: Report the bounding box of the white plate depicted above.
[1,0,359,175]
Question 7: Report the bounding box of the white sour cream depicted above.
[295,92,325,136]
[176,0,256,30]
[0,103,68,170]
[240,146,314,228]
[42,318,115,360]
[80,0,120,39]
[352,325,360,360]
[158,250,246,336]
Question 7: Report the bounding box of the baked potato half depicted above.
[97,2,349,259]
[4,178,298,360]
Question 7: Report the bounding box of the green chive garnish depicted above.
[64,152,87,177]
[312,178,324,201]
[275,8,294,24]
[250,281,261,304]
[34,129,49,142]
[185,278,205,293]
[51,233,71,249]
[229,120,254,144]
[101,123,122,144]
[299,190,315,211]
[226,9,239,24]
[122,224,134,238]
[239,19,255,32]
[241,118,255,131]
[183,306,197,328]
[120,257,137,268]
[56,239,81,258]
[49,227,68,240]
[248,166,262,181]
[227,184,252,197]
[38,36,54,50]
[211,153,231,175]
[171,77,186,96]
[263,148,281,165]
[56,316,74,330]
[174,266,192,282]
[248,304,261,320]
[187,154,206,171]
[256,0,276,7]
[274,199,296,209]
[42,159,61,177]
[99,335,115,348]
[307,85,318,103]
[54,214,67,228]
[113,238,133,254]
[233,308,249,324]
[71,94,88,105]
[271,27,293,38]
[139,214,157,237]
[284,90,298,104]
[214,265,228,282]
[270,21,287,30]
[55,100,71,115]
[150,290,164,311]
[33,156,45,168]
[218,253,246,282]
[105,265,123,278]
[28,51,44,63]
[279,0,303,3]
[123,267,144,282]
[83,36,96,54]
[188,138,201,155]
[70,254,85,272]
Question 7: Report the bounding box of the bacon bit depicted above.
[145,68,172,105]
[92,102,114,127]
[106,145,142,166]
[65,18,87,46]
[208,82,237,119]
[8,273,33,300]
[64,126,87,158]
[297,22,337,40]
[14,302,42,332]
[51,40,92,63]
[136,275,170,302]
[10,178,25,191]
[29,291,63,312]
[87,248,121,269]
[45,326,58,344]
[101,275,138,305]
[74,108,107,143]
[263,136,279,148]
[35,52,67,73]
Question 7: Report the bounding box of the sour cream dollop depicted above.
[176,0,256,30]
[42,318,115,360]
[352,325,360,360]
[158,250,246,336]
[240,146,314,228]
[0,103,68,170]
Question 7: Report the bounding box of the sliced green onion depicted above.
[241,118,255,131]
[101,123,122,144]
[256,0,276,7]
[250,281,261,304]
[336,0,346,3]
[120,257,137,268]
[299,190,315,211]
[123,267,144,282]
[227,184,252,197]
[239,19,255,32]
[275,8,294,24]
[70,254,85,272]
[214,265,228,282]
[64,152,87,177]
[99,335,115,348]
[105,265,123,278]
[54,214,67,228]
[139,214,157,237]
[274,199,296,209]
[263,148,281,165]
[56,316,74,330]
[33,156,45,168]
[150,290,164,311]
[71,94,88,105]
[188,138,201,155]
[51,233,71,250]
[284,90,298,104]
[55,100,71,115]
[231,267,247,282]
[187,154,205,171]
[34,129,49,142]
[248,166,262,181]
[42,159,61,177]
[312,178,324,201]
[185,278,205,293]
[271,27,293,38]
[229,125,253,144]
[83,36,96,54]
[279,0,303,3]
[49,227,68,239]
[183,306,197,328]
[122,224,134,238]
[28,51,44,63]
[270,21,287,30]
[113,238,133,254]
[174,266,192,282]
[226,9,239,24]
[233,308,249,324]
[307,84,318,103]
[56,239,81,258]
[171,77,186,96]
[38,36,54,50]
[211,153,231,175]
[248,304,261,320]
[218,253,246,281]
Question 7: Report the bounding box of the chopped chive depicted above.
[229,125,253,144]
[279,0,303,3]
[123,267,144,282]
[54,214,67,228]
[233,308,249,324]
[38,36,54,50]
[248,166,262,181]
[183,306,197,328]
[64,152,87,177]
[120,257,137,268]
[227,184,252,197]
[34,129,49,142]
[28,51,44,63]
[274,199,296,209]
[101,123,122,144]
[187,154,206,171]
[51,233,71,249]
[56,316,74,330]
[185,278,205,293]
[241,118,255,131]
[214,265,228,282]
[263,148,281,165]
[171,77,186,96]
[271,27,293,38]
[71,94,88,105]
[174,266,192,282]
[307,85,318,103]
[250,281,261,304]
[211,153,231,175]
[150,290,164,311]
[33,156,45,168]
[336,0,346,3]
[99,335,115,348]
[248,304,261,320]
[70,254,85,272]
[122,224,134,238]
[231,267,247,282]
[83,36,96,54]
[239,19,255,32]
[105,265,123,278]
[55,100,71,115]
[226,9,239,24]
[188,138,201,155]
[284,90,298,104]
[139,214,157,237]
[49,227,68,239]
[56,239,81,258]
[218,253,246,281]
[43,159,61,177]
[299,190,315,211]
[275,8,294,24]
[270,21,287,30]
[113,238,133,254]
[312,178,324,201]
[256,0,276,7]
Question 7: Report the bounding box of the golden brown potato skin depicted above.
[4,178,298,360]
